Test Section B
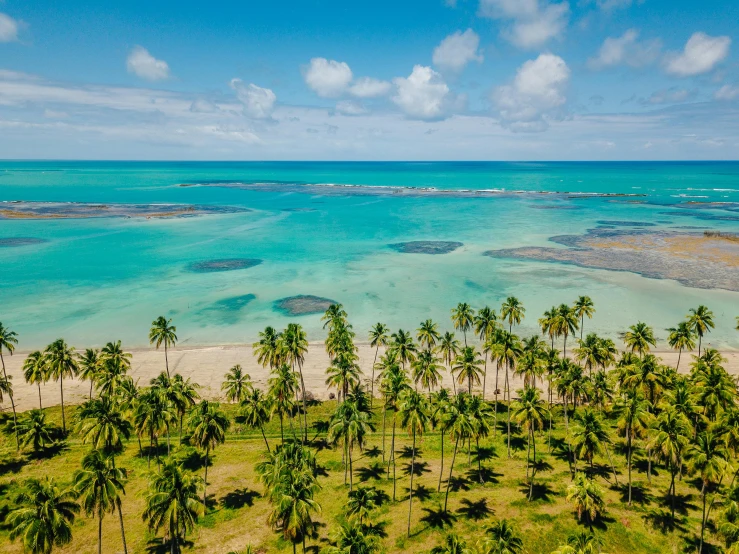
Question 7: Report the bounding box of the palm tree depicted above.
[417,319,441,351]
[571,408,618,483]
[512,386,550,500]
[648,405,691,520]
[399,389,429,536]
[614,392,651,505]
[500,297,525,333]
[432,388,452,492]
[149,316,177,378]
[380,361,410,501]
[389,329,417,369]
[143,459,203,554]
[222,364,250,403]
[688,429,728,553]
[550,531,603,554]
[76,397,132,458]
[474,306,498,343]
[0,321,20,449]
[444,393,475,513]
[43,338,78,434]
[188,400,231,510]
[346,486,383,526]
[573,296,595,342]
[689,305,715,357]
[23,350,47,410]
[453,346,484,395]
[282,322,310,441]
[269,364,298,443]
[134,387,174,467]
[253,326,283,369]
[498,331,523,458]
[328,392,373,491]
[368,323,389,405]
[553,304,579,359]
[325,520,381,554]
[8,477,80,554]
[101,340,132,369]
[78,348,101,399]
[451,303,475,346]
[566,473,605,526]
[241,386,272,451]
[15,409,56,453]
[431,533,474,554]
[411,349,444,396]
[323,303,348,329]
[539,306,558,350]
[326,352,361,404]
[74,450,128,554]
[438,332,460,393]
[482,519,524,554]
[621,322,656,358]
[667,321,696,371]
[170,374,200,443]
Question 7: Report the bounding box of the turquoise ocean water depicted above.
[1,161,739,350]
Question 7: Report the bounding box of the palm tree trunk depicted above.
[260,426,271,452]
[676,348,682,371]
[297,362,308,443]
[38,383,43,410]
[98,513,103,554]
[279,413,284,444]
[390,414,397,501]
[482,354,487,400]
[90,380,94,400]
[407,429,416,537]
[526,428,531,481]
[476,436,482,483]
[505,361,511,458]
[529,430,536,501]
[700,486,708,553]
[444,436,460,513]
[438,428,445,492]
[627,430,633,506]
[349,441,353,491]
[117,501,128,554]
[670,470,676,521]
[0,353,17,449]
[60,374,66,434]
[166,425,171,456]
[494,361,500,437]
[203,448,209,510]
[605,444,619,485]
[171,524,177,554]
[381,400,387,463]
[371,346,379,409]
[164,342,170,378]
[698,335,702,357]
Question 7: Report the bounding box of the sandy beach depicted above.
[3,342,738,412]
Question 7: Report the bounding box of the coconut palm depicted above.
[501,297,525,333]
[497,331,523,458]
[689,305,715,357]
[323,303,348,329]
[253,326,283,369]
[482,519,524,554]
[101,340,132,369]
[475,307,498,397]
[266,465,321,554]
[76,397,132,458]
[417,319,441,351]
[399,388,429,536]
[368,323,389,405]
[0,322,20,449]
[451,303,475,346]
[15,409,56,453]
[574,334,601,377]
[7,477,80,554]
[325,520,381,554]
[614,392,652,505]
[74,449,128,554]
[412,349,444,396]
[512,386,550,500]
[134,387,174,468]
[78,348,101,400]
[432,388,452,491]
[389,329,417,369]
[667,321,695,371]
[453,346,484,395]
[222,364,251,404]
[170,374,200,443]
[188,400,231,509]
[380,361,410,500]
[438,332,461,393]
[269,364,298,443]
[328,392,373,491]
[553,304,579,359]
[550,531,603,554]
[241,385,273,451]
[539,306,559,350]
[621,322,656,358]
[566,473,605,526]
[23,350,47,410]
[43,338,78,434]
[573,296,595,342]
[143,459,203,554]
[326,352,361,404]
[346,486,383,527]
[431,533,474,554]
[649,405,692,520]
[571,408,618,483]
[444,393,475,513]
[149,316,177,378]
[282,322,310,441]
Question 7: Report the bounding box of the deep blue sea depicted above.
[1,161,738,350]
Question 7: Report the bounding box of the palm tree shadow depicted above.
[659,492,697,516]
[448,475,471,493]
[397,446,422,459]
[402,461,431,477]
[221,488,260,509]
[145,538,195,553]
[532,459,553,473]
[0,455,27,474]
[585,463,613,481]
[403,483,434,502]
[518,482,555,502]
[682,536,721,554]
[363,445,381,459]
[178,449,208,471]
[634,458,659,478]
[549,437,572,463]
[313,464,330,478]
[618,484,654,506]
[420,505,457,530]
[577,514,615,532]
[464,466,501,484]
[509,436,527,453]
[456,498,494,521]
[642,508,688,534]
[365,520,390,539]
[356,461,385,482]
[473,446,498,463]
[309,437,330,451]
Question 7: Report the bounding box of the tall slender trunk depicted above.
[164,342,170,378]
[98,512,103,554]
[505,361,511,458]
[676,348,682,372]
[279,413,284,444]
[38,383,43,410]
[60,375,66,434]
[0,354,18,449]
[526,428,531,481]
[381,401,387,463]
[493,361,500,437]
[444,437,460,513]
[349,440,354,491]
[407,429,416,537]
[627,429,633,506]
[370,346,379,409]
[390,414,397,501]
[438,427,445,492]
[117,501,128,554]
[90,380,94,400]
[260,426,271,452]
[605,444,619,485]
[171,524,177,554]
[700,484,708,554]
[203,448,209,510]
[297,362,308,443]
[580,315,584,342]
[670,470,676,521]
[166,425,171,456]
[529,430,537,501]
[698,336,702,357]
[482,354,487,400]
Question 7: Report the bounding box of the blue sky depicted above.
[1,0,738,160]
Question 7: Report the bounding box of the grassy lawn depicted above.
[0,400,701,553]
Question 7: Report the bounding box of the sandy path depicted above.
[2,343,739,412]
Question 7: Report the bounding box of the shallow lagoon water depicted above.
[1,161,739,350]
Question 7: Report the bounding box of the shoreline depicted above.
[4,342,739,412]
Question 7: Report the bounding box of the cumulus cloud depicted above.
[348,77,391,98]
[230,79,277,119]
[665,32,731,77]
[335,100,368,115]
[479,0,569,49]
[640,87,697,105]
[588,29,661,69]
[303,58,353,98]
[432,29,484,72]
[715,85,739,101]
[126,46,170,81]
[392,65,453,120]
[585,0,644,10]
[493,53,570,131]
[0,13,20,43]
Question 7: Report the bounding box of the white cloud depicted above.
[0,13,20,43]
[230,79,276,119]
[303,58,353,98]
[588,0,643,10]
[348,77,391,98]
[43,109,69,119]
[588,29,661,69]
[493,53,570,131]
[432,29,484,72]
[479,0,569,49]
[715,85,739,101]
[392,65,452,120]
[335,100,368,115]
[126,46,171,81]
[665,32,731,77]
[641,87,697,105]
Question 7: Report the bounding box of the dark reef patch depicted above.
[0,201,247,220]
[389,241,463,255]
[596,220,657,227]
[188,258,263,273]
[0,237,49,247]
[274,295,338,316]
[659,210,739,222]
[197,294,256,324]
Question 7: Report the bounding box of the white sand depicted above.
[2,343,738,412]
